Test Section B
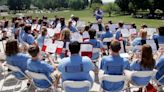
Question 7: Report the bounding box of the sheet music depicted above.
[123,24,131,29]
[80,44,93,52]
[76,21,86,28]
[144,28,157,36]
[146,39,157,52]
[129,28,137,35]
[47,28,55,37]
[108,24,118,33]
[121,28,130,38]
[71,32,83,42]
[91,23,99,31]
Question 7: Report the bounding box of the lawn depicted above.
[1,9,164,30]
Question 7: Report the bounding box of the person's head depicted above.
[97,19,102,24]
[110,40,121,53]
[84,26,90,31]
[41,27,47,36]
[24,24,32,34]
[68,21,72,27]
[131,23,136,29]
[108,20,112,24]
[105,25,109,31]
[5,39,19,56]
[60,17,65,25]
[69,41,80,54]
[88,29,96,39]
[118,21,124,28]
[141,44,155,69]
[60,28,71,40]
[140,30,147,39]
[28,45,40,58]
[141,24,147,29]
[158,27,164,36]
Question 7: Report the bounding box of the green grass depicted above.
[1,9,164,30]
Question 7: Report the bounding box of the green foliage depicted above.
[101,3,121,16]
[68,0,84,10]
[91,3,102,11]
[7,0,31,10]
[115,0,130,13]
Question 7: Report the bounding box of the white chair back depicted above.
[102,38,113,42]
[63,80,91,91]
[132,71,154,77]
[101,74,127,91]
[101,74,126,83]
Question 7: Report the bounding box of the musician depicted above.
[27,45,58,88]
[100,40,130,91]
[68,21,77,33]
[85,29,105,60]
[58,41,94,86]
[5,39,30,79]
[21,24,36,45]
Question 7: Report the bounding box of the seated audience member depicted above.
[37,28,48,48]
[153,27,164,44]
[60,28,71,58]
[140,24,148,31]
[5,39,30,79]
[100,25,113,50]
[97,19,104,32]
[156,55,164,84]
[68,21,77,33]
[86,29,105,60]
[115,21,124,40]
[130,44,155,85]
[58,41,94,86]
[132,30,147,46]
[100,25,113,41]
[21,24,36,45]
[27,45,58,88]
[60,18,66,30]
[100,40,130,91]
[82,26,90,41]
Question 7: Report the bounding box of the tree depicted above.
[7,0,31,11]
[90,0,102,7]
[115,0,130,13]
[68,0,84,10]
[101,3,120,16]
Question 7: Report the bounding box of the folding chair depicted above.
[125,70,154,92]
[100,74,127,92]
[1,64,29,92]
[25,70,56,92]
[151,70,164,91]
[80,43,93,59]
[63,80,91,92]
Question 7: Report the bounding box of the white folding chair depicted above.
[25,70,56,92]
[80,43,93,59]
[1,64,29,92]
[151,70,164,91]
[125,70,154,92]
[63,80,91,92]
[102,38,113,50]
[100,74,127,92]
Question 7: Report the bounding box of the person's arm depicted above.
[46,52,57,70]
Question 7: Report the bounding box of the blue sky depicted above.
[102,0,115,3]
